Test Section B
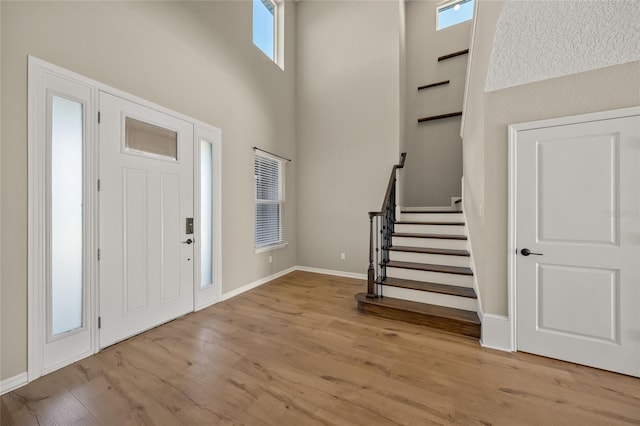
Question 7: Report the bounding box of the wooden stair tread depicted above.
[393,232,467,240]
[395,221,464,226]
[382,277,477,298]
[355,293,480,338]
[388,246,469,256]
[400,210,462,214]
[386,261,473,276]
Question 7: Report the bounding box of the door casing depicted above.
[27,56,222,382]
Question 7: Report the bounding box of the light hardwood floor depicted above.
[2,271,639,425]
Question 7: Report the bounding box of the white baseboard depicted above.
[221,266,297,301]
[0,372,28,395]
[295,266,367,280]
[481,313,513,352]
[461,185,484,321]
[221,266,366,302]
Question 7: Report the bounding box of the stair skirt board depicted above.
[381,285,477,311]
[398,213,464,222]
[386,267,473,287]
[388,251,471,268]
[394,224,466,235]
[391,236,468,250]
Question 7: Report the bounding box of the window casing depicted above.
[255,153,285,250]
[437,0,474,31]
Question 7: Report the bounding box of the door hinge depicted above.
[98,316,102,329]
[97,179,101,191]
[98,111,101,124]
[97,249,101,261]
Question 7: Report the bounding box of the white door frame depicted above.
[27,56,222,382]
[507,105,640,353]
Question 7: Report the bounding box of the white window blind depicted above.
[255,153,284,248]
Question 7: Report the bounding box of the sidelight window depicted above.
[50,95,84,336]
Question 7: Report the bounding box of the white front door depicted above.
[99,92,195,348]
[515,114,640,377]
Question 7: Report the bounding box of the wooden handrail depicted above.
[367,153,406,298]
[418,111,462,123]
[437,49,469,62]
[380,152,406,213]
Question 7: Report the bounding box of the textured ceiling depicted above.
[486,0,640,92]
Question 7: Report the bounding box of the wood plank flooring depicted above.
[2,270,639,425]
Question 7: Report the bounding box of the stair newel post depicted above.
[367,212,377,298]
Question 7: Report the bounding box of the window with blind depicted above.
[255,153,284,249]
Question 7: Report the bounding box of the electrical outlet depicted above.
[340,253,346,260]
[268,255,273,264]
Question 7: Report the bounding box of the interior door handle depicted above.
[182,238,194,245]
[520,248,542,256]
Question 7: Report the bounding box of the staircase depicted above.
[355,155,480,339]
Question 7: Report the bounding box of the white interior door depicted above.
[516,114,640,377]
[99,92,195,348]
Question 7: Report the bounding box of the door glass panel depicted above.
[200,140,213,288]
[125,117,178,160]
[51,95,84,336]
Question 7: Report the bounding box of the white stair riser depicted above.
[399,213,464,222]
[392,236,467,250]
[381,285,477,311]
[386,267,473,287]
[394,224,465,235]
[389,251,471,267]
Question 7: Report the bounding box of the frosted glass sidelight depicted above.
[125,117,178,160]
[200,141,213,288]
[51,96,84,336]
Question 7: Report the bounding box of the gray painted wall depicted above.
[0,0,298,381]
[295,0,401,274]
[461,0,503,317]
[462,0,640,316]
[402,0,471,207]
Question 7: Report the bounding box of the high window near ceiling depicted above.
[253,0,284,68]
[437,0,474,30]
